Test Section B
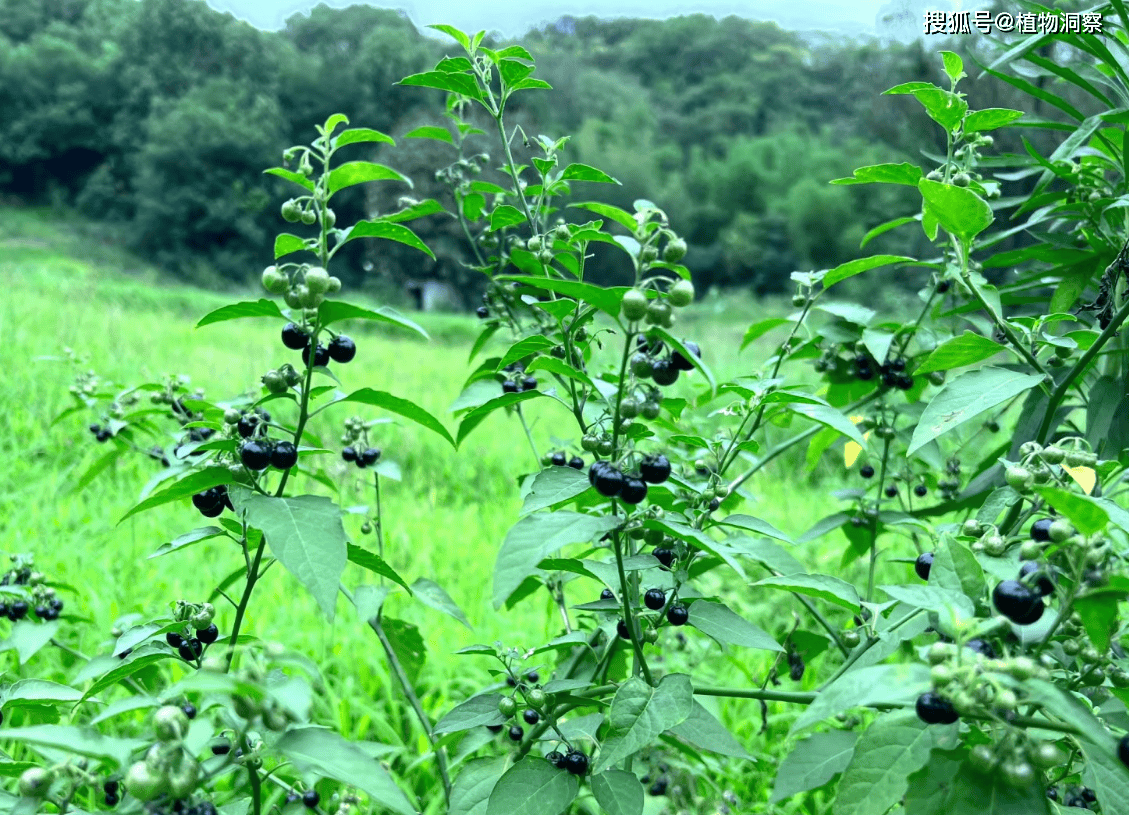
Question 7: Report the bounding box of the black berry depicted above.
[502,380,519,393]
[640,454,672,484]
[896,374,914,390]
[1046,786,1059,801]
[653,548,676,568]
[914,552,933,581]
[563,750,589,776]
[592,464,625,498]
[486,724,504,734]
[523,709,540,725]
[8,601,28,621]
[992,580,1045,625]
[281,322,308,350]
[1081,787,1097,803]
[965,638,996,659]
[521,376,538,391]
[104,792,119,806]
[240,440,273,471]
[237,415,257,438]
[651,359,679,386]
[103,780,119,795]
[182,703,197,719]
[476,306,489,319]
[546,750,564,768]
[302,790,320,808]
[192,489,223,513]
[644,588,666,610]
[197,623,219,644]
[649,778,668,796]
[166,632,184,648]
[860,464,875,479]
[301,342,330,367]
[885,484,898,498]
[178,639,203,661]
[914,484,928,497]
[1031,518,1053,542]
[1019,561,1055,597]
[619,477,648,505]
[551,452,567,467]
[342,446,357,462]
[271,441,298,470]
[327,335,356,363]
[666,604,689,626]
[508,725,524,742]
[33,605,48,620]
[568,456,584,469]
[361,448,381,466]
[600,588,614,600]
[671,340,701,371]
[915,692,959,724]
[617,619,631,640]
[525,670,539,683]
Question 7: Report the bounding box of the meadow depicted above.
[0,204,927,810]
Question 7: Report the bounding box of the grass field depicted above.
[0,205,918,812]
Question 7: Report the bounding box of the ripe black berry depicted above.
[860,464,875,479]
[640,454,672,484]
[619,477,648,505]
[521,376,538,391]
[361,448,381,466]
[192,489,223,513]
[644,588,666,610]
[915,552,933,581]
[523,709,540,725]
[1019,562,1055,597]
[937,279,951,293]
[182,703,197,719]
[896,374,914,390]
[651,359,679,386]
[551,452,567,467]
[8,601,28,621]
[327,335,356,363]
[653,548,676,568]
[96,428,112,442]
[649,778,669,796]
[666,604,689,626]
[240,440,273,471]
[342,446,357,462]
[592,464,625,498]
[104,792,119,806]
[708,497,720,511]
[884,484,898,498]
[563,750,589,776]
[237,415,257,438]
[915,692,958,724]
[166,632,184,648]
[271,441,298,470]
[196,623,219,644]
[281,323,308,350]
[502,380,519,393]
[178,639,203,661]
[506,676,517,688]
[1031,518,1053,542]
[476,306,489,319]
[508,725,524,742]
[302,790,320,808]
[914,484,928,497]
[1080,787,1097,803]
[671,340,701,371]
[600,588,614,600]
[568,456,584,469]
[486,724,504,734]
[1046,786,1059,801]
[525,670,539,683]
[104,780,119,795]
[302,342,330,368]
[546,750,564,768]
[992,580,1045,625]
[965,638,996,659]
[33,605,48,620]
[617,619,631,640]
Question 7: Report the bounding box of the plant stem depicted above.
[516,404,540,466]
[866,434,893,605]
[373,472,385,561]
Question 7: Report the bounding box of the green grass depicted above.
[0,205,922,813]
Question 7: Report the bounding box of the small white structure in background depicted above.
[404,279,461,312]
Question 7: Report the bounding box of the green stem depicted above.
[866,434,893,605]
[516,404,541,467]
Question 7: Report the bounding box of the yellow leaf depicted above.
[1062,464,1097,495]
[844,441,862,468]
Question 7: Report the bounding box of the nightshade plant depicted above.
[7,12,1129,815]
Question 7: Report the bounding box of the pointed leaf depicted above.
[590,769,643,815]
[335,389,454,447]
[485,757,578,815]
[196,299,283,328]
[686,601,782,651]
[594,674,695,773]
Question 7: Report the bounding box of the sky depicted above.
[203,0,968,42]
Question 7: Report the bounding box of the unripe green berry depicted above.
[1049,520,1072,543]
[154,705,190,742]
[663,237,687,263]
[305,267,331,294]
[262,266,289,294]
[640,245,658,263]
[961,519,982,537]
[645,300,672,326]
[1041,445,1066,464]
[498,696,517,717]
[281,200,302,223]
[841,629,860,647]
[300,209,317,226]
[1004,466,1033,491]
[952,172,971,187]
[1019,541,1042,561]
[528,689,547,707]
[224,409,242,425]
[527,236,542,252]
[125,761,166,802]
[668,279,694,307]
[18,768,52,798]
[621,290,649,321]
[262,370,288,394]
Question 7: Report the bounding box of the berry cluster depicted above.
[547,451,584,469]
[88,423,114,443]
[191,485,234,518]
[0,557,63,622]
[167,602,220,663]
[546,749,590,776]
[339,416,382,470]
[263,262,342,310]
[629,335,701,388]
[587,452,671,505]
[500,361,538,393]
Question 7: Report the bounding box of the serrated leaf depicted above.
[594,674,694,773]
[686,601,782,651]
[276,727,416,815]
[196,299,283,328]
[335,388,454,447]
[520,467,591,515]
[908,368,1045,455]
[239,494,348,621]
[753,574,860,611]
[771,729,857,803]
[590,769,643,815]
[485,757,578,815]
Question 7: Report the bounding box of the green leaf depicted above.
[493,511,619,609]
[918,179,994,241]
[239,494,348,621]
[150,526,226,559]
[496,336,553,372]
[435,693,506,734]
[915,332,1011,373]
[521,467,591,515]
[651,328,716,394]
[0,621,60,666]
[196,299,283,328]
[274,233,308,259]
[80,651,171,703]
[499,275,627,318]
[335,389,455,447]
[276,727,416,815]
[965,108,1025,132]
[831,163,923,187]
[381,617,426,683]
[318,301,429,339]
[403,125,454,144]
[489,205,526,230]
[485,757,579,815]
[0,725,145,766]
[568,201,637,232]
[1033,487,1109,536]
[428,23,471,48]
[333,127,395,148]
[411,577,472,630]
[343,221,434,259]
[861,216,917,248]
[928,542,986,603]
[594,674,695,773]
[786,403,868,447]
[911,87,968,131]
[559,164,619,184]
[770,729,857,803]
[346,544,411,593]
[718,514,793,544]
[908,368,1045,455]
[119,467,233,523]
[590,769,643,815]
[879,584,975,618]
[1074,591,1121,652]
[740,318,790,350]
[941,51,965,83]
[2,679,83,708]
[823,255,916,289]
[728,536,806,576]
[668,700,751,758]
[791,664,930,734]
[832,712,935,815]
[752,574,860,612]
[327,161,411,194]
[457,391,542,447]
[264,166,314,191]
[686,601,782,651]
[450,756,507,815]
[525,356,596,389]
